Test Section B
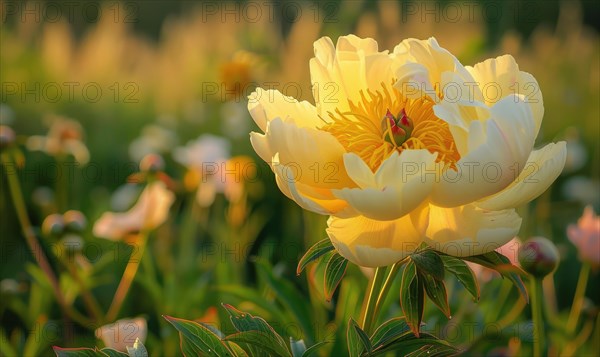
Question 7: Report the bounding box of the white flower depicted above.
[93,182,174,240]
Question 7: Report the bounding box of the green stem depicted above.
[106,232,149,322]
[531,277,547,357]
[64,258,104,324]
[373,259,407,321]
[361,267,387,335]
[178,195,199,276]
[566,262,591,334]
[1,152,91,327]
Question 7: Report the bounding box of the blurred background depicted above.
[1,0,599,355]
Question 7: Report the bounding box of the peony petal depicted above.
[477,142,567,210]
[310,35,393,116]
[252,118,353,189]
[431,94,536,207]
[273,154,353,216]
[327,213,424,267]
[333,150,438,220]
[466,55,544,137]
[247,88,322,132]
[393,37,469,102]
[420,203,522,257]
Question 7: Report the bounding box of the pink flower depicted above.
[567,206,600,268]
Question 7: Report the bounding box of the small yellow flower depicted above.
[249,35,566,267]
[95,317,147,352]
[93,182,174,240]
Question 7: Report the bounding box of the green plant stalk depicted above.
[360,266,387,334]
[373,259,407,322]
[1,152,90,327]
[64,258,104,324]
[177,194,199,276]
[566,262,591,335]
[106,231,149,322]
[531,277,547,357]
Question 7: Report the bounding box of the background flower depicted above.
[568,206,600,268]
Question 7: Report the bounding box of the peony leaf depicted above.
[370,317,411,350]
[405,343,460,357]
[224,331,292,357]
[370,332,459,356]
[222,304,290,356]
[347,318,370,356]
[324,253,349,302]
[421,273,451,318]
[301,341,329,357]
[100,349,129,357]
[410,250,445,281]
[163,315,233,356]
[463,251,528,302]
[440,255,480,301]
[53,347,106,357]
[297,238,335,275]
[399,261,424,337]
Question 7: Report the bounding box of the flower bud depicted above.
[63,210,87,233]
[139,153,165,173]
[42,213,65,237]
[518,237,560,278]
[0,125,16,150]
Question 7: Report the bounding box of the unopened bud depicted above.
[42,214,65,237]
[518,237,560,278]
[63,210,87,233]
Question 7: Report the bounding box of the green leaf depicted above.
[216,285,282,319]
[370,317,410,350]
[463,251,528,302]
[410,250,445,281]
[255,259,315,344]
[126,338,148,357]
[222,304,291,357]
[100,349,129,357]
[406,343,459,357]
[440,255,480,301]
[371,333,458,356]
[297,238,335,275]
[53,347,106,357]
[421,273,451,318]
[400,262,424,337]
[290,338,306,357]
[324,253,349,302]
[346,318,365,357]
[163,315,233,356]
[301,341,329,357]
[224,331,292,357]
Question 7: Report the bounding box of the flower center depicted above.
[321,82,460,172]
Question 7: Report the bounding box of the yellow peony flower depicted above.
[249,35,567,267]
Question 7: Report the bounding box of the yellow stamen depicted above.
[322,82,460,172]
